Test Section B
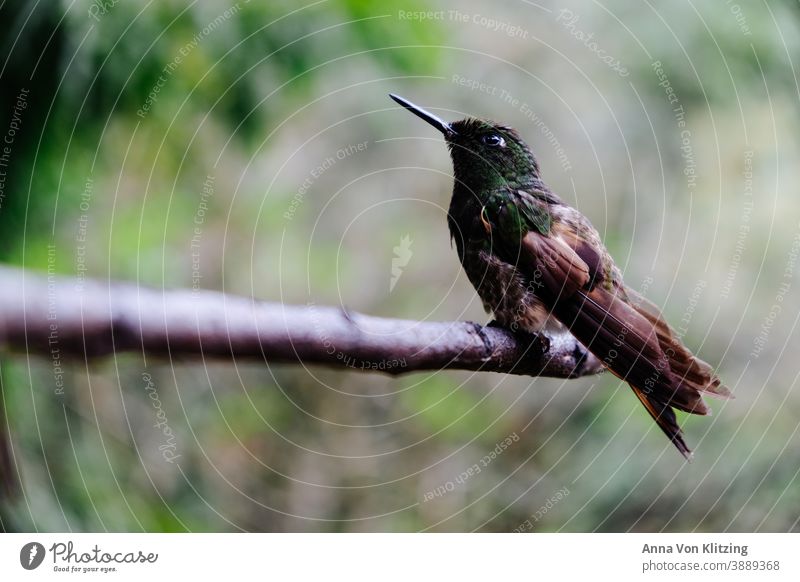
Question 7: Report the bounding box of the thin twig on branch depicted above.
[0,266,602,379]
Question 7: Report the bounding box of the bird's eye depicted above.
[482,134,505,147]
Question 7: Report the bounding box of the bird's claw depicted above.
[537,333,551,356]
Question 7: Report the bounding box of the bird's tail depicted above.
[554,285,729,458]
[630,384,693,459]
[627,288,732,402]
[627,289,731,459]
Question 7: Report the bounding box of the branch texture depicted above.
[0,267,602,379]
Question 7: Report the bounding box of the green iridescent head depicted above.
[446,118,540,192]
[389,94,541,193]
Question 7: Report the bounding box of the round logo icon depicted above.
[20,542,46,570]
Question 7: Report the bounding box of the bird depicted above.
[390,93,730,459]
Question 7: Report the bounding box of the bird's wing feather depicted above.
[517,231,590,298]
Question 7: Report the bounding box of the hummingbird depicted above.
[390,93,730,458]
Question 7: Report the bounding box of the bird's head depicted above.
[390,94,540,193]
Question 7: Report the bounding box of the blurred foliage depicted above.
[1,0,800,532]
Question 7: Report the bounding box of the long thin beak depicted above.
[389,93,455,136]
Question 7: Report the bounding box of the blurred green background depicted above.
[1,0,799,532]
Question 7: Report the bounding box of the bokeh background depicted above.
[1,0,799,532]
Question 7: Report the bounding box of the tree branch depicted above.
[0,266,602,378]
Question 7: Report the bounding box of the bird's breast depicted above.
[460,245,551,333]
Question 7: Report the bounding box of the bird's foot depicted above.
[568,339,604,378]
[569,341,588,378]
[516,329,551,356]
[533,332,550,356]
[486,320,550,355]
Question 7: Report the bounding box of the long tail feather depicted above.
[626,288,731,400]
[553,285,719,457]
[631,385,693,460]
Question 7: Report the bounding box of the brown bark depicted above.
[0,267,602,378]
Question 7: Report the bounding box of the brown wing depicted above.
[518,232,590,298]
[519,231,711,458]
